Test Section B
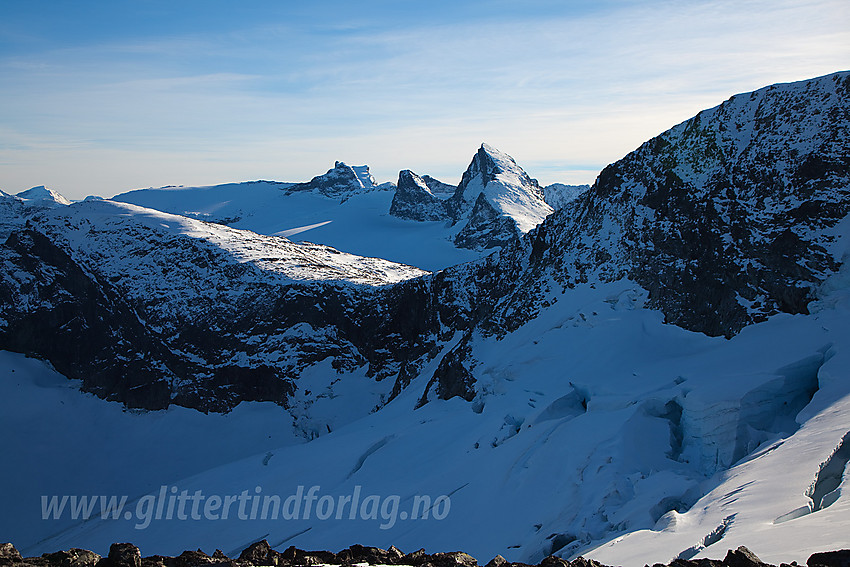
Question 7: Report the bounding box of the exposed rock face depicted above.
[390,170,450,222]
[0,544,23,563]
[0,229,176,409]
[42,548,100,567]
[417,333,477,407]
[453,193,520,250]
[723,546,772,567]
[106,544,141,567]
[238,542,276,565]
[508,71,850,337]
[0,202,439,414]
[286,162,380,200]
[808,550,850,567]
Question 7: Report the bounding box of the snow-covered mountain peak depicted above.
[454,143,538,205]
[15,185,72,206]
[448,143,553,249]
[0,186,73,240]
[289,161,381,200]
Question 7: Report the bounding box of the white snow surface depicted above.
[113,182,483,272]
[29,199,428,290]
[0,186,72,239]
[4,261,850,564]
[457,144,553,234]
[16,185,73,206]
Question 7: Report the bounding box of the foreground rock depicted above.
[1,542,848,567]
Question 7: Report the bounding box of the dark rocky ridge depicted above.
[1,542,846,567]
[438,71,850,338]
[0,222,447,413]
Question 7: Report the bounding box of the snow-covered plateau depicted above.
[1,71,849,566]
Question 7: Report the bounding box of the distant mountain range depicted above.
[105,145,588,270]
[1,71,848,566]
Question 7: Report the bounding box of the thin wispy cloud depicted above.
[0,0,847,197]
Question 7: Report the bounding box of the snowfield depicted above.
[31,199,429,289]
[113,180,484,272]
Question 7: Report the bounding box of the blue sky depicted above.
[1,0,848,199]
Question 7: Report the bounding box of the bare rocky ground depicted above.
[1,541,848,567]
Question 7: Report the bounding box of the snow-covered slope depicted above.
[542,183,590,210]
[16,185,73,206]
[115,146,557,267]
[33,200,426,289]
[0,186,72,238]
[0,199,433,412]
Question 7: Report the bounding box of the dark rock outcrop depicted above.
[337,544,403,565]
[286,162,378,200]
[4,541,848,567]
[104,544,141,567]
[0,545,23,565]
[723,547,771,567]
[238,541,278,565]
[390,170,451,222]
[43,550,101,567]
[808,550,850,567]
